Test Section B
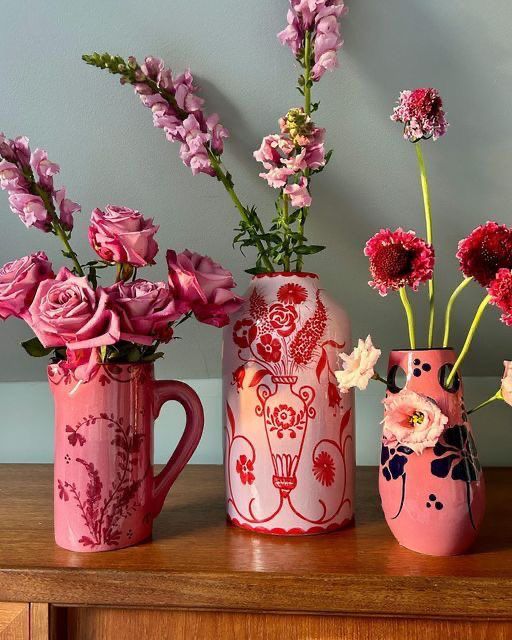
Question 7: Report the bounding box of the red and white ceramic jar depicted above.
[379,348,486,556]
[50,362,204,552]
[223,273,354,535]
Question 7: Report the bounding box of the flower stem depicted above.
[33,183,85,277]
[446,294,491,387]
[296,30,313,273]
[373,372,388,385]
[304,30,312,117]
[282,193,291,272]
[399,287,416,349]
[207,150,274,272]
[468,391,502,415]
[443,276,473,347]
[415,143,435,347]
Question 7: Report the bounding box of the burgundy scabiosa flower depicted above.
[391,88,448,142]
[488,268,512,326]
[456,222,512,287]
[364,228,435,296]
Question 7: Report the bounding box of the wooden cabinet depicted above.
[0,604,28,640]
[0,465,511,639]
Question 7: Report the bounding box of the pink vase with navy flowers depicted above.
[379,348,486,556]
[222,273,355,535]
[50,362,204,552]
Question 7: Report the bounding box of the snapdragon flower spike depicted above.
[391,88,448,142]
[254,107,325,206]
[0,133,80,232]
[82,53,229,177]
[278,0,347,81]
[364,228,435,296]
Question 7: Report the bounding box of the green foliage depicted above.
[21,337,54,358]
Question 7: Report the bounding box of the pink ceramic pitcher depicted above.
[49,362,204,552]
[379,348,485,556]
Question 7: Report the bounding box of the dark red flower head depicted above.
[456,221,512,287]
[364,228,435,296]
[489,268,512,326]
[391,88,448,142]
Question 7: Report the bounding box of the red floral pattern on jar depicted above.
[236,454,255,485]
[277,283,308,305]
[268,303,298,337]
[256,334,282,363]
[312,450,336,487]
[232,318,257,349]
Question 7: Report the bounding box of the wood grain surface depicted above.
[62,608,512,640]
[0,603,28,640]
[0,465,511,618]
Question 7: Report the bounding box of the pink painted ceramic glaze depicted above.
[222,273,354,535]
[379,348,486,556]
[49,362,204,552]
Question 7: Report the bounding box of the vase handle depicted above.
[151,380,204,517]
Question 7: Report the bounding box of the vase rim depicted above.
[252,271,319,280]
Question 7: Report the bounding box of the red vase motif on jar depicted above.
[223,273,355,535]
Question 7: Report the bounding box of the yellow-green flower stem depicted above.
[446,294,491,387]
[296,29,313,273]
[373,372,388,385]
[443,277,473,347]
[415,143,435,347]
[468,390,503,415]
[399,287,416,349]
[207,150,274,272]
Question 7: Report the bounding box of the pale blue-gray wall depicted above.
[0,1,511,462]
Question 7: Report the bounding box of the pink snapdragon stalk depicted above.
[0,134,83,276]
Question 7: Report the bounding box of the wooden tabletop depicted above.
[0,465,511,618]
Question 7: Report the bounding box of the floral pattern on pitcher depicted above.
[57,412,148,548]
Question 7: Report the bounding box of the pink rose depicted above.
[382,389,448,454]
[28,267,120,350]
[8,192,51,231]
[106,279,189,345]
[0,252,54,320]
[88,205,159,267]
[167,249,243,327]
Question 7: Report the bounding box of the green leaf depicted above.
[142,352,165,362]
[245,266,269,275]
[294,244,326,255]
[21,337,54,358]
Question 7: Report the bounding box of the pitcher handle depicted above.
[152,380,204,517]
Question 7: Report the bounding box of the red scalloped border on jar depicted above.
[227,515,354,535]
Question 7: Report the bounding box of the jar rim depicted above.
[252,271,319,280]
